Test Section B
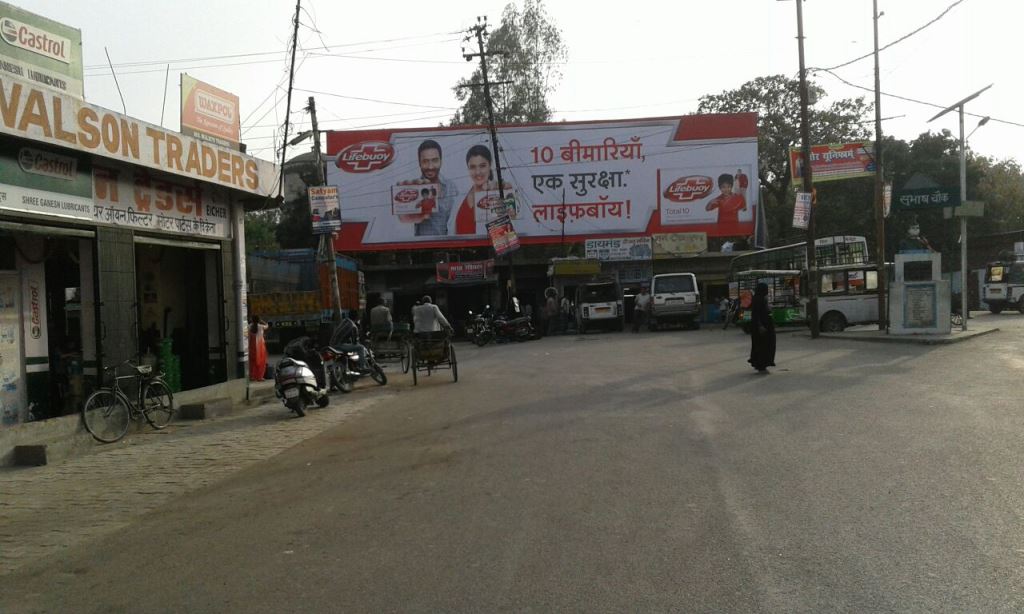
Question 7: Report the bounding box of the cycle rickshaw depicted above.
[365,322,414,374]
[410,331,458,385]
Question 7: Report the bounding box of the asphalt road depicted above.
[4,313,1024,613]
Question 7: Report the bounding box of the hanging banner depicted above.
[0,76,277,196]
[651,232,707,258]
[487,214,519,257]
[180,74,241,150]
[789,142,875,183]
[585,236,652,261]
[0,2,83,99]
[325,113,758,251]
[309,185,341,234]
[435,259,496,284]
[793,192,811,229]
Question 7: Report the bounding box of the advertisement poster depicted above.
[92,164,232,239]
[0,272,23,426]
[585,237,652,262]
[487,215,519,257]
[789,142,875,183]
[180,74,241,149]
[325,114,757,250]
[309,185,341,234]
[793,192,811,229]
[652,232,708,258]
[435,259,496,284]
[0,1,83,98]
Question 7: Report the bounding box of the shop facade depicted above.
[0,78,276,427]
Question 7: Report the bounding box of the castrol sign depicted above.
[0,16,69,63]
[335,142,395,173]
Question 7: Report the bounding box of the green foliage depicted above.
[275,194,317,250]
[244,210,280,254]
[452,0,567,126]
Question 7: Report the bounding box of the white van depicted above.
[650,273,701,330]
[576,279,624,333]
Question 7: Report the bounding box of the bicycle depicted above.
[81,360,175,443]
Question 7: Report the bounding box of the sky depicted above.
[17,0,1022,166]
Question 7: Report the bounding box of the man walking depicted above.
[632,285,652,333]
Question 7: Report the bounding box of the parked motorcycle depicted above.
[274,342,330,417]
[321,318,388,392]
[492,311,536,342]
[468,309,495,346]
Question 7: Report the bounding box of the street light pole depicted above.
[928,84,992,332]
[872,0,886,331]
[796,0,818,338]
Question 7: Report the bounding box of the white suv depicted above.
[650,273,701,330]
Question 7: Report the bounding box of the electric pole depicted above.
[796,0,819,338]
[873,0,887,331]
[462,16,519,305]
[308,96,343,322]
[278,0,301,199]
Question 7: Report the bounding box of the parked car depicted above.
[650,273,701,330]
[576,279,624,333]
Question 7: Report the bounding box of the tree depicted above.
[451,0,567,126]
[244,210,281,254]
[698,75,872,244]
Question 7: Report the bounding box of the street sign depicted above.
[893,187,960,211]
[955,200,985,217]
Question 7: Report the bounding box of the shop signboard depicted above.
[584,236,652,262]
[651,232,707,258]
[435,259,496,284]
[789,142,875,183]
[0,2,83,99]
[92,164,231,239]
[0,76,277,196]
[605,261,652,284]
[180,74,240,150]
[550,259,601,277]
[0,138,92,219]
[309,185,341,234]
[325,113,758,251]
[893,187,960,211]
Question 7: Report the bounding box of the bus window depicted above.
[820,271,846,294]
[848,270,866,293]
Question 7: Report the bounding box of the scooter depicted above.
[274,357,329,417]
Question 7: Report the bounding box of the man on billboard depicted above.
[704,172,748,225]
[397,140,458,236]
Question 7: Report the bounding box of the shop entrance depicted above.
[135,242,225,392]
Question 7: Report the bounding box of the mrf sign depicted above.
[0,2,83,98]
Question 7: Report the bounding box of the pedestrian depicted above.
[748,282,776,373]
[544,289,558,336]
[719,297,730,323]
[248,315,270,381]
[632,285,652,332]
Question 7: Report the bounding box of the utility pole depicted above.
[463,17,518,305]
[308,96,343,322]
[278,0,302,199]
[796,0,819,338]
[872,0,887,331]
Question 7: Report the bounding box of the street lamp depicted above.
[967,116,990,142]
[928,85,992,332]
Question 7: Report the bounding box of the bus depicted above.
[729,236,881,331]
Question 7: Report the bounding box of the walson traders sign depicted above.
[0,76,277,196]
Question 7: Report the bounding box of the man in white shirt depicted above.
[412,295,452,336]
[632,285,652,333]
[369,298,394,339]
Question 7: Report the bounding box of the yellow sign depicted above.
[652,232,708,258]
[551,259,601,276]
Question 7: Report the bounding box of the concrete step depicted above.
[178,397,234,420]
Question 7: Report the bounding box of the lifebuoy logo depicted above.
[0,17,71,64]
[394,189,419,203]
[663,175,713,202]
[335,141,395,173]
[196,90,235,123]
[18,147,77,180]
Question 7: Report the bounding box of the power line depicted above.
[292,87,458,110]
[821,0,967,72]
[812,67,1024,129]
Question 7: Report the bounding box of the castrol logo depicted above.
[663,175,713,202]
[394,188,420,203]
[335,141,395,173]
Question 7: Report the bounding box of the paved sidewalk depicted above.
[0,387,392,577]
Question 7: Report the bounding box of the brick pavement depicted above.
[0,388,392,577]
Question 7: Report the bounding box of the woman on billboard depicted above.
[453,144,510,236]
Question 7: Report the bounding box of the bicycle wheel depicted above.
[142,379,175,429]
[401,342,411,374]
[82,389,131,443]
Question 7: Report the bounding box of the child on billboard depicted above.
[704,170,748,225]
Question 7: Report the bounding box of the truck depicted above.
[247,249,365,352]
[982,253,1024,314]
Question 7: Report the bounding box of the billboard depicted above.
[0,77,278,196]
[325,113,757,251]
[180,74,240,149]
[789,142,875,183]
[0,2,83,99]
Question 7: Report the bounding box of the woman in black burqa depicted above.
[748,282,776,373]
